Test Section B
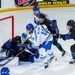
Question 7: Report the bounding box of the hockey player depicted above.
[26,23,54,69]
[38,14,66,57]
[60,20,75,64]
[33,5,49,25]
[0,33,39,62]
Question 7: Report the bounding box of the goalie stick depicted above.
[0,49,26,66]
[0,48,37,67]
[25,49,34,55]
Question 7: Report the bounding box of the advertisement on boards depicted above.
[14,0,69,7]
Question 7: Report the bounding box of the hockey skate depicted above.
[44,56,55,69]
[44,62,49,69]
[48,56,54,62]
[69,59,75,64]
[62,50,66,57]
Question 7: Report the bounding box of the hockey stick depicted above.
[25,49,34,55]
[0,48,26,66]
[0,48,37,66]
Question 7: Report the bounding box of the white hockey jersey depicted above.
[31,25,53,49]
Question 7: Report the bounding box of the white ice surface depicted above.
[0,7,75,75]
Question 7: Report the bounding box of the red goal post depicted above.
[0,16,14,38]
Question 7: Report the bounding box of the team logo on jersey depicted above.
[14,0,36,7]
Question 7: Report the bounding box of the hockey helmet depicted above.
[67,20,75,27]
[26,23,34,30]
[21,33,27,39]
[33,5,40,11]
[39,14,46,19]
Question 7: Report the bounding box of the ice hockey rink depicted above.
[0,7,75,75]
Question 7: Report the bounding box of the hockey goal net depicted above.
[0,16,14,47]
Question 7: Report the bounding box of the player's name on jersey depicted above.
[37,1,69,5]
